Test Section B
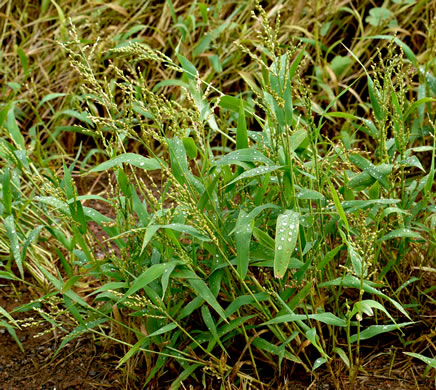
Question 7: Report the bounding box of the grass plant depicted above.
[0,0,435,388]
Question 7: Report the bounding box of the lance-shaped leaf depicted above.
[225,165,283,187]
[122,263,170,301]
[350,322,414,343]
[90,153,161,172]
[215,149,273,166]
[274,210,299,279]
[4,215,23,277]
[379,228,423,241]
[234,210,252,280]
[349,154,390,189]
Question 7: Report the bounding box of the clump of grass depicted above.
[1,1,435,389]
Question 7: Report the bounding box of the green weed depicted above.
[0,1,435,388]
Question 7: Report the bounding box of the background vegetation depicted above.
[0,0,435,388]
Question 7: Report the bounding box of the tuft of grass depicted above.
[0,0,435,388]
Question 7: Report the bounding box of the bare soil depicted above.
[0,281,123,390]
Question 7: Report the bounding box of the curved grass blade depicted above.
[185,271,227,321]
[379,228,423,241]
[264,312,346,327]
[215,149,273,166]
[350,322,414,343]
[225,165,282,187]
[328,180,349,233]
[90,153,161,172]
[201,306,228,355]
[122,263,169,301]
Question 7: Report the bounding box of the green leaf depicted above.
[215,149,273,166]
[274,210,299,279]
[218,95,255,115]
[313,357,327,371]
[17,47,28,74]
[147,322,178,338]
[208,55,223,72]
[328,179,349,233]
[117,336,146,368]
[404,97,436,119]
[350,322,413,343]
[37,93,67,109]
[265,312,346,327]
[201,306,227,355]
[0,305,20,327]
[424,136,435,196]
[34,196,67,210]
[153,79,189,91]
[1,321,24,352]
[234,210,252,279]
[55,109,93,126]
[225,165,282,187]
[296,188,324,200]
[224,293,269,318]
[122,263,170,300]
[62,275,81,293]
[253,227,275,250]
[177,54,198,79]
[334,347,350,368]
[198,173,219,211]
[319,274,411,320]
[349,154,390,189]
[6,105,25,149]
[351,299,396,324]
[236,99,249,149]
[368,77,384,122]
[91,282,128,296]
[365,8,395,27]
[168,137,189,185]
[162,223,210,241]
[347,164,393,190]
[318,245,343,271]
[90,153,161,172]
[403,352,436,369]
[398,156,425,171]
[379,228,423,241]
[186,272,227,321]
[2,168,12,215]
[330,55,352,77]
[4,215,23,277]
[83,207,113,224]
[182,137,198,159]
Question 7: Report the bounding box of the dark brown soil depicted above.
[0,281,121,390]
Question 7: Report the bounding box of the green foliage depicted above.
[0,0,435,388]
